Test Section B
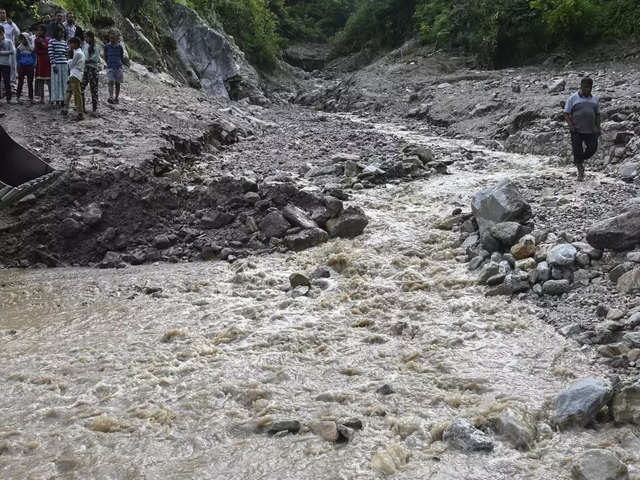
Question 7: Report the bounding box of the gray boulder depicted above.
[202,211,235,229]
[493,408,536,450]
[260,211,291,238]
[542,279,571,295]
[551,378,614,429]
[612,380,640,425]
[326,206,368,238]
[443,418,494,452]
[617,268,640,294]
[571,449,629,480]
[587,206,640,251]
[284,228,329,251]
[490,221,523,247]
[471,179,532,242]
[547,244,577,267]
[283,204,317,230]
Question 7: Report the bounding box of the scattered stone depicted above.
[289,272,311,289]
[282,204,317,229]
[490,221,522,247]
[547,244,577,267]
[376,384,395,395]
[551,378,614,429]
[610,263,634,283]
[619,162,640,183]
[587,206,640,251]
[623,332,640,348]
[493,408,536,450]
[542,279,571,296]
[549,78,566,93]
[443,418,494,452]
[617,268,640,294]
[267,420,301,435]
[82,203,103,226]
[202,211,235,229]
[284,228,329,251]
[572,242,603,260]
[515,257,536,271]
[371,444,409,475]
[571,449,629,480]
[259,211,291,238]
[535,261,551,283]
[511,234,536,260]
[99,251,126,269]
[326,206,368,238]
[341,418,363,430]
[153,234,172,249]
[311,421,339,442]
[612,380,640,425]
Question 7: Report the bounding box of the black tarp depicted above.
[0,123,53,187]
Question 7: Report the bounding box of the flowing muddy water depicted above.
[1,123,639,480]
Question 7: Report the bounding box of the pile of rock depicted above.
[305,147,453,190]
[464,179,603,296]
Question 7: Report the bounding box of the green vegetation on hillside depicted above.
[4,0,640,70]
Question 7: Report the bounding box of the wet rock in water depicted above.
[371,443,409,475]
[289,272,311,289]
[284,228,329,251]
[493,408,536,450]
[311,266,332,279]
[586,206,640,251]
[376,384,395,395]
[202,211,235,229]
[617,268,640,294]
[542,279,571,296]
[511,234,536,260]
[471,179,532,242]
[547,244,577,267]
[82,203,103,226]
[612,380,640,425]
[443,418,494,452]
[61,218,82,238]
[267,420,301,435]
[311,421,339,442]
[571,449,629,480]
[337,424,355,442]
[99,252,126,269]
[341,418,363,430]
[326,206,368,238]
[259,211,291,238]
[551,378,614,429]
[282,204,317,229]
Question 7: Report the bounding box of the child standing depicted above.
[104,29,124,104]
[81,31,99,114]
[34,24,50,103]
[48,25,68,106]
[15,33,36,103]
[63,36,84,120]
[0,26,15,104]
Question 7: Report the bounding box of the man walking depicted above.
[564,77,601,181]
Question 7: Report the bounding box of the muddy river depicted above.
[1,125,638,479]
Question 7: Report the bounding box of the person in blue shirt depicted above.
[564,77,601,182]
[15,33,36,103]
[104,29,124,104]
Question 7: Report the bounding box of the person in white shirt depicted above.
[63,37,85,120]
[0,9,19,88]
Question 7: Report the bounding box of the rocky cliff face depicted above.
[37,0,263,101]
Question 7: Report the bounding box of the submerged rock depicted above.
[326,206,368,238]
[612,380,640,425]
[371,443,409,475]
[551,378,614,429]
[443,418,494,452]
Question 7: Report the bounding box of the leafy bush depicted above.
[530,0,600,44]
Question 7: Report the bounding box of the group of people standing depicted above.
[0,8,125,121]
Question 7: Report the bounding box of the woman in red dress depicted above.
[34,24,51,103]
